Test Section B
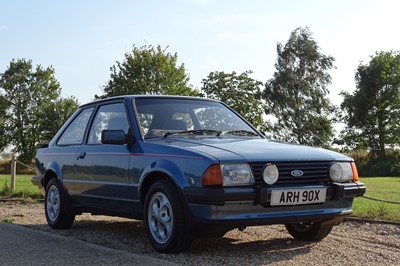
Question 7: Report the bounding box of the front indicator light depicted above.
[202,164,223,186]
[351,162,359,181]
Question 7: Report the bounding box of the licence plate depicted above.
[270,187,327,206]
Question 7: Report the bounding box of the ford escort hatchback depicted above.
[32,95,366,253]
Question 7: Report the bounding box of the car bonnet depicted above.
[150,138,351,162]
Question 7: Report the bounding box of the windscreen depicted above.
[134,98,259,138]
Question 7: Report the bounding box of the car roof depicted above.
[79,95,220,108]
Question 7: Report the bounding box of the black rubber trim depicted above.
[183,187,256,206]
[333,181,366,199]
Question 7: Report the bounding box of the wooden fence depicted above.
[8,155,35,191]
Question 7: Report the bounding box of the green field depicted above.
[1,174,399,221]
[0,174,42,199]
[352,177,400,221]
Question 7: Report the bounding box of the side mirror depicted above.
[101,130,132,145]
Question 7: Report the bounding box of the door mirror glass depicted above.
[101,130,128,145]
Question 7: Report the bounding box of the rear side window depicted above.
[57,107,94,145]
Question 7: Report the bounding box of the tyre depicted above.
[285,222,333,241]
[144,179,192,253]
[45,178,75,229]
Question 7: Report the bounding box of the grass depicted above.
[0,174,43,199]
[1,218,15,223]
[352,177,400,221]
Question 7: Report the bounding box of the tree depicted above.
[339,51,400,157]
[264,27,335,147]
[201,71,267,130]
[0,59,78,163]
[97,44,198,98]
[37,97,79,142]
[0,95,8,150]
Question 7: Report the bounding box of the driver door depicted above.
[73,101,132,212]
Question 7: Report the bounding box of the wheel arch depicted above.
[43,170,57,189]
[138,160,189,208]
[42,161,64,190]
[140,171,169,207]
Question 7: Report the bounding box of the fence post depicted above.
[10,155,16,191]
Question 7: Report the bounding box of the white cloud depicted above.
[0,26,8,31]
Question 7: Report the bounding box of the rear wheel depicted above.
[144,179,192,253]
[45,178,75,229]
[285,222,333,241]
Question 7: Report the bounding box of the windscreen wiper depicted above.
[220,130,259,136]
[164,129,222,138]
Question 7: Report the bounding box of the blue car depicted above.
[32,95,366,253]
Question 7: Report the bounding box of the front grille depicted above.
[249,161,333,185]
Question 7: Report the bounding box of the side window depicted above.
[57,107,94,146]
[88,103,130,144]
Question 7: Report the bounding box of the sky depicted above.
[1,0,400,106]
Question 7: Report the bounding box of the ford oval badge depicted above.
[291,170,304,177]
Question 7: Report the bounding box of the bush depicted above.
[0,159,35,175]
[346,150,400,177]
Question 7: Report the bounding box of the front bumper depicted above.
[182,181,366,225]
[183,181,366,206]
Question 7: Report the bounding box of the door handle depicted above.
[77,152,86,160]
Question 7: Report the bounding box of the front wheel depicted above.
[45,178,75,229]
[285,222,333,241]
[144,179,192,253]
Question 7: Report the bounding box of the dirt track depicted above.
[1,201,399,265]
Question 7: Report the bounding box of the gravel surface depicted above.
[1,200,399,265]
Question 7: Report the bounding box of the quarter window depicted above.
[57,107,94,146]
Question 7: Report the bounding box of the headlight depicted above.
[329,162,354,182]
[220,163,254,186]
[263,164,279,185]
